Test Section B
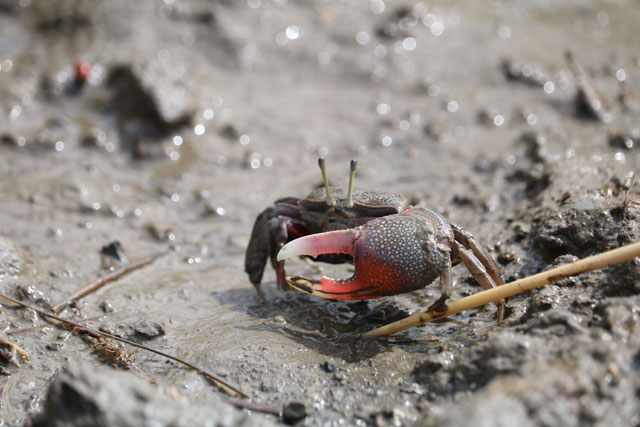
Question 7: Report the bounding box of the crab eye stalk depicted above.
[318,157,336,206]
[346,159,357,208]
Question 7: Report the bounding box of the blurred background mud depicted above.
[1,1,639,425]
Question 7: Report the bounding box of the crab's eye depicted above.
[328,217,337,223]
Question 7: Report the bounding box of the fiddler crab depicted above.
[245,158,506,321]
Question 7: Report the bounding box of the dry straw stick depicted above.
[363,241,640,338]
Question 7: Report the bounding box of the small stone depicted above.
[17,284,51,308]
[100,300,116,313]
[100,241,126,266]
[219,123,240,140]
[282,402,307,425]
[46,342,64,351]
[527,309,587,336]
[529,285,561,312]
[413,351,455,386]
[319,360,337,373]
[132,320,165,340]
[1,133,17,146]
[608,130,636,150]
[80,127,111,150]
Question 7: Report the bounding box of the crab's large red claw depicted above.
[277,214,447,300]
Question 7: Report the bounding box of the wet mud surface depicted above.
[1,1,640,426]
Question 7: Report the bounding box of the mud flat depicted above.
[1,1,639,426]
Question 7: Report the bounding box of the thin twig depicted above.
[565,49,611,122]
[363,240,640,337]
[0,292,246,398]
[6,315,103,335]
[622,172,636,222]
[0,377,13,418]
[51,252,167,313]
[223,398,280,415]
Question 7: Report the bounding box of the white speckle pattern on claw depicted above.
[355,207,453,295]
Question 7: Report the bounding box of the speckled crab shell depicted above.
[300,187,408,216]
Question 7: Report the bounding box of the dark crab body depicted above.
[245,159,505,319]
[245,167,407,296]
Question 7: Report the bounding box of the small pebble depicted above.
[132,320,165,339]
[100,300,116,313]
[320,360,337,373]
[46,342,64,351]
[282,402,307,425]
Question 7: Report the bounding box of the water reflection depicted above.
[193,124,205,135]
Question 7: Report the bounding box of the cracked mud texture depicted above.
[1,1,640,426]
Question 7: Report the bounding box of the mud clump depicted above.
[29,363,274,427]
[529,193,640,296]
[530,195,619,261]
[106,63,192,158]
[419,394,535,427]
[414,324,640,427]
[414,331,542,396]
[99,320,166,342]
[597,296,640,342]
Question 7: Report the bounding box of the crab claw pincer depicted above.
[276,209,453,300]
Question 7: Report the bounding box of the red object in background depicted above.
[74,61,92,83]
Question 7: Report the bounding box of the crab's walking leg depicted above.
[267,216,309,292]
[245,199,307,297]
[427,257,453,312]
[452,225,506,322]
[452,225,504,288]
[245,211,271,295]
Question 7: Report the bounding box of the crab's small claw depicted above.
[277,229,358,261]
[277,212,450,300]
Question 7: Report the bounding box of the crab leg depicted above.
[245,203,309,297]
[426,257,453,312]
[456,246,500,290]
[267,216,308,292]
[452,225,506,321]
[452,225,504,288]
